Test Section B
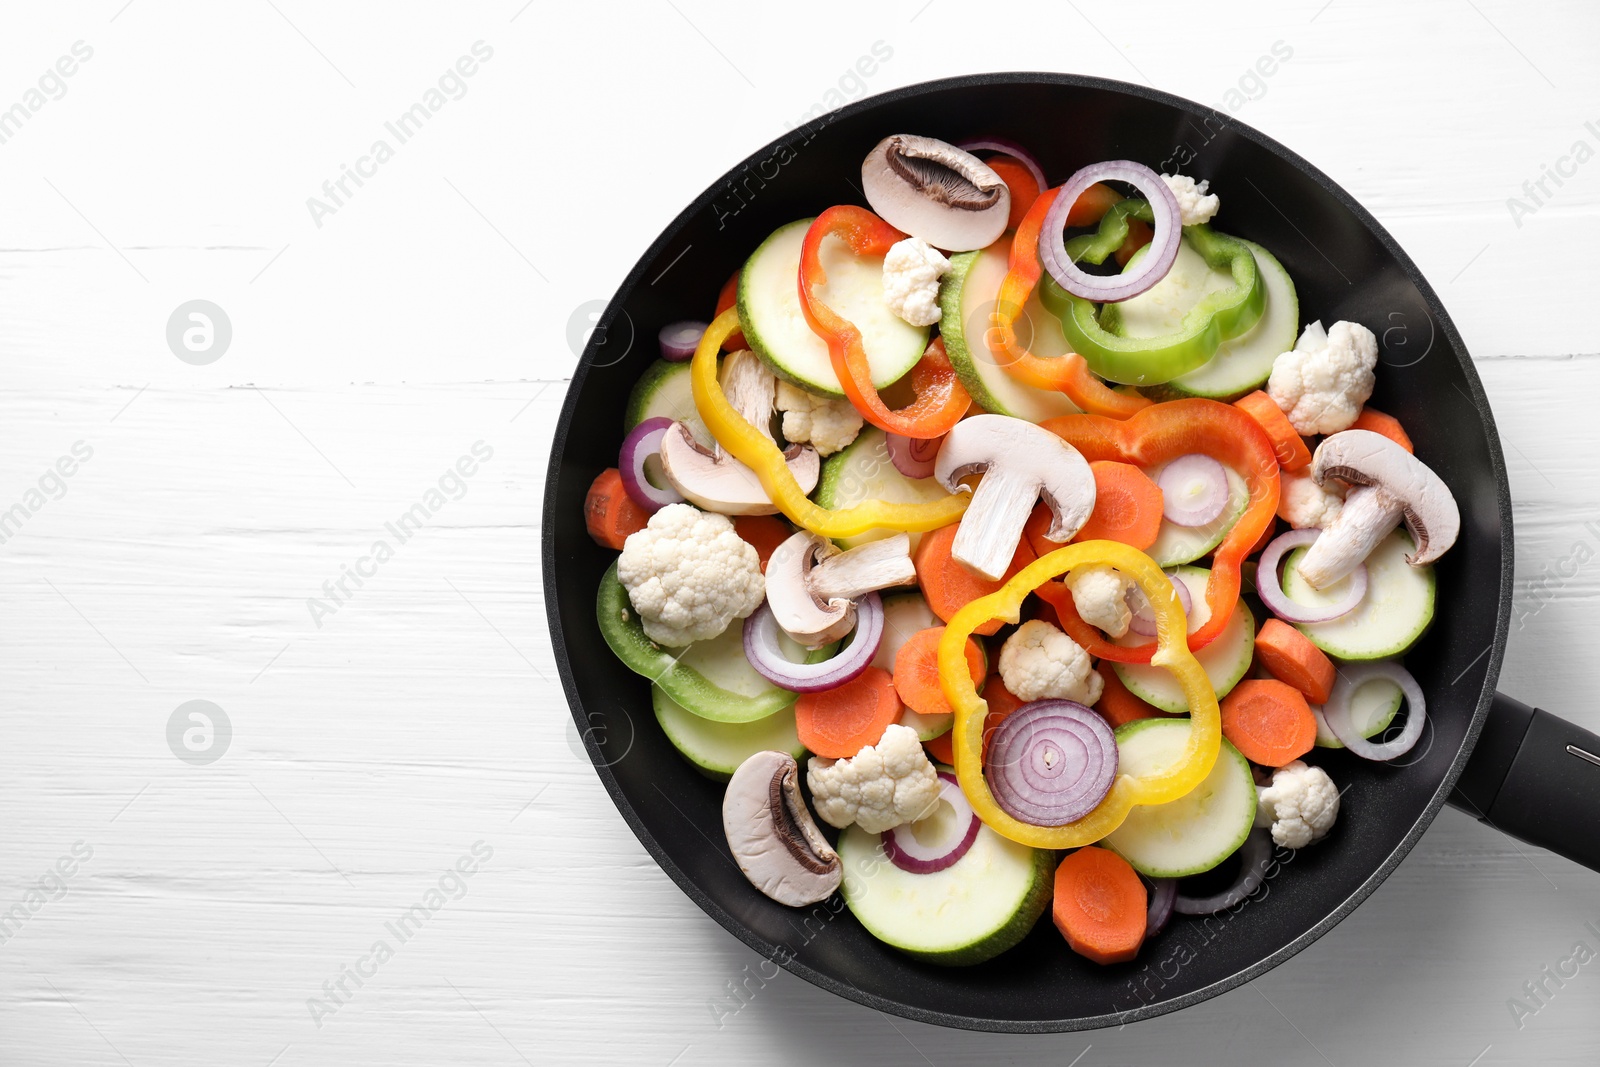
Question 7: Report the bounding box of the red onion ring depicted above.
[1145,876,1177,936]
[1127,571,1194,637]
[1256,528,1369,625]
[1173,830,1272,915]
[955,138,1047,194]
[885,432,943,480]
[883,772,981,874]
[1038,159,1182,303]
[742,592,883,694]
[618,416,685,512]
[658,320,708,362]
[1157,454,1229,528]
[984,699,1117,826]
[1324,661,1426,761]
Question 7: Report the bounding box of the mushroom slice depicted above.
[861,135,1011,252]
[659,350,819,516]
[766,531,916,647]
[1296,429,1460,590]
[934,414,1097,582]
[722,750,841,908]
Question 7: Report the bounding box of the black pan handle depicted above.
[1448,693,1600,872]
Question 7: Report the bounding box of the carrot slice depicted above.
[1114,217,1154,267]
[733,515,791,573]
[584,468,649,550]
[714,269,749,351]
[1053,846,1147,965]
[1350,407,1414,453]
[1254,619,1337,705]
[923,728,955,767]
[988,156,1041,231]
[1234,391,1312,472]
[914,523,1035,637]
[1025,461,1163,556]
[1220,678,1317,767]
[795,667,903,758]
[893,626,985,719]
[981,674,1027,759]
[1093,662,1168,728]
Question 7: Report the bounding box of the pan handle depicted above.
[1448,692,1600,873]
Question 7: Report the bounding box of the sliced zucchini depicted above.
[623,358,710,487]
[652,686,804,780]
[1104,718,1258,878]
[1143,461,1249,567]
[814,428,950,550]
[1113,565,1255,713]
[938,238,1081,422]
[1281,530,1436,660]
[738,218,927,396]
[1314,672,1404,748]
[838,822,1053,965]
[1155,239,1299,401]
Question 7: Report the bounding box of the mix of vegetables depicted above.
[587,132,1461,968]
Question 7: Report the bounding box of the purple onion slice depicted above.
[883,772,981,874]
[742,593,883,694]
[984,699,1117,827]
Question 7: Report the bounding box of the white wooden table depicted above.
[2,1,1597,1063]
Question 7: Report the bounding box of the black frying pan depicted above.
[543,72,1600,1033]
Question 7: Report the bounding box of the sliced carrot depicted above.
[1068,182,1124,226]
[1254,619,1337,705]
[1350,407,1414,453]
[1093,662,1168,728]
[714,269,749,351]
[1053,846,1147,965]
[988,156,1041,231]
[1234,391,1312,472]
[732,515,791,573]
[795,666,902,758]
[1220,679,1317,767]
[981,674,1027,759]
[1114,217,1154,267]
[923,728,955,767]
[584,468,649,550]
[1025,461,1163,556]
[914,523,1035,637]
[893,626,985,719]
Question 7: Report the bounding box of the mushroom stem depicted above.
[950,467,1039,582]
[810,534,917,602]
[1296,486,1402,589]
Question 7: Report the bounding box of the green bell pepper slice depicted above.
[1040,202,1265,387]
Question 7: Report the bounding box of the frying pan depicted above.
[543,72,1600,1032]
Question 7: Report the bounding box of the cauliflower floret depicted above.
[806,723,941,833]
[1161,173,1221,226]
[998,620,1104,705]
[1267,320,1378,436]
[1255,760,1340,849]
[1277,469,1346,530]
[615,503,764,647]
[776,380,863,457]
[880,237,951,327]
[1068,565,1133,638]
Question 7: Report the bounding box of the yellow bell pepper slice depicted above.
[937,540,1221,849]
[690,308,970,539]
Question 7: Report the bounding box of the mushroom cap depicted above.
[765,531,855,647]
[658,423,819,516]
[1311,429,1459,566]
[722,750,841,908]
[861,135,1011,252]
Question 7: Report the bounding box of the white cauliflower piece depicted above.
[1068,565,1133,638]
[1255,760,1341,849]
[1161,173,1221,226]
[1267,320,1379,436]
[616,503,764,647]
[1277,469,1346,530]
[776,380,863,457]
[806,723,941,833]
[881,237,951,327]
[998,620,1104,705]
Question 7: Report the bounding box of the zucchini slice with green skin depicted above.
[737,218,927,396]
[1142,461,1249,567]
[652,686,805,780]
[1314,673,1403,748]
[1155,238,1299,401]
[1281,530,1436,660]
[838,822,1053,966]
[624,359,709,446]
[1113,565,1255,713]
[1104,719,1258,878]
[938,238,1081,423]
[597,563,808,723]
[814,428,950,550]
